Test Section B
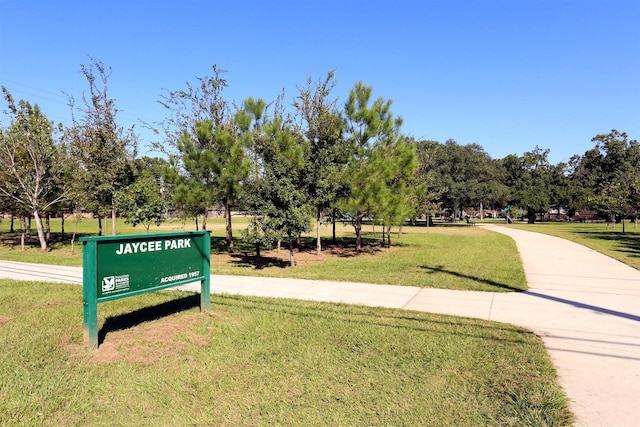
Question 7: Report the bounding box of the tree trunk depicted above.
[316,208,322,256]
[355,211,363,252]
[195,215,199,231]
[288,235,295,267]
[98,216,103,236]
[332,208,337,244]
[202,208,209,230]
[71,216,80,255]
[61,214,65,241]
[10,216,14,233]
[255,242,261,258]
[225,203,234,252]
[46,213,51,244]
[111,202,117,235]
[33,210,48,252]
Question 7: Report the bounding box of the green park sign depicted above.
[81,231,211,348]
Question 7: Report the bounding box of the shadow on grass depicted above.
[573,231,640,258]
[214,294,533,345]
[420,265,524,292]
[98,293,200,345]
[229,254,290,270]
[217,235,386,269]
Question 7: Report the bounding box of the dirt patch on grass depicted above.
[70,311,220,365]
[0,314,13,324]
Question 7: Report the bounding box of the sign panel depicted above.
[81,231,211,348]
[96,234,206,300]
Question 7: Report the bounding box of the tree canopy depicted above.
[2,59,639,258]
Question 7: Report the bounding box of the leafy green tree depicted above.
[567,150,599,214]
[513,147,552,223]
[66,58,137,235]
[164,157,208,230]
[215,112,252,251]
[251,108,311,266]
[158,66,250,247]
[0,88,65,251]
[341,82,402,252]
[156,65,229,153]
[376,136,419,246]
[413,140,442,224]
[116,173,166,231]
[236,96,270,256]
[548,162,570,218]
[166,124,217,230]
[429,140,505,219]
[294,72,349,255]
[573,130,640,232]
[116,157,169,231]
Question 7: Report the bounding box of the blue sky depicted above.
[1,0,638,164]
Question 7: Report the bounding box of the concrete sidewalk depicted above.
[1,225,639,426]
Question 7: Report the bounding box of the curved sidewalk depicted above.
[1,225,639,426]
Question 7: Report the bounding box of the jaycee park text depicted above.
[115,238,192,255]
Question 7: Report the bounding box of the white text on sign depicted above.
[115,238,192,255]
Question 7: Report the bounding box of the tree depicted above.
[575,130,640,232]
[375,136,419,246]
[237,96,271,256]
[0,87,65,252]
[164,124,217,230]
[294,72,349,255]
[249,104,311,266]
[215,110,252,251]
[116,157,168,231]
[548,162,570,218]
[156,65,229,152]
[429,140,504,219]
[158,65,249,245]
[341,82,403,252]
[66,58,137,235]
[514,147,552,223]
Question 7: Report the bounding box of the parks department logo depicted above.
[102,276,115,292]
[101,274,130,294]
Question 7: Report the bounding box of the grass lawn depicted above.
[0,218,527,292]
[0,280,573,426]
[503,220,640,271]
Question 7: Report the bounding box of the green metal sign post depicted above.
[81,231,211,348]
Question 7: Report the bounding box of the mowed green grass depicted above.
[0,280,573,426]
[504,220,640,271]
[0,218,526,292]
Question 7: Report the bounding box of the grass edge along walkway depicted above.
[0,279,574,426]
[0,224,527,292]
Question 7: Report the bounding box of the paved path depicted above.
[1,225,639,426]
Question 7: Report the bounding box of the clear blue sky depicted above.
[1,0,638,164]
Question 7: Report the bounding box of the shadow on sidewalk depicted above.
[421,265,639,322]
[525,291,640,323]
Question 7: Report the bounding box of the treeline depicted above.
[1,60,639,260]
